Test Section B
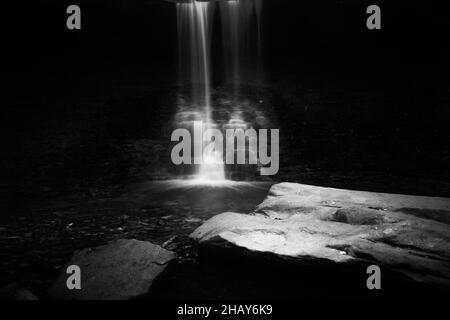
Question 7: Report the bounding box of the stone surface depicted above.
[0,285,39,300]
[49,239,177,300]
[191,183,450,286]
[12,289,38,300]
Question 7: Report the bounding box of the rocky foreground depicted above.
[8,182,450,299]
[191,183,450,287]
[49,239,177,300]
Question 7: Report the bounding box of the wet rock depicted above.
[191,183,450,287]
[49,239,177,300]
[162,235,177,248]
[13,289,38,300]
[0,284,38,300]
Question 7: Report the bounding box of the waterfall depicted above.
[219,0,264,91]
[177,1,213,115]
[219,0,241,88]
[255,0,263,78]
[175,0,264,181]
[177,1,225,181]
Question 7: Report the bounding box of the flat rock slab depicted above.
[191,183,450,287]
[49,239,177,300]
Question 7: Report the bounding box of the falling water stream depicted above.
[175,0,264,182]
[177,1,225,181]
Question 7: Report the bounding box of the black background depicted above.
[1,0,450,201]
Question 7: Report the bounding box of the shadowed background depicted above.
[1,0,449,211]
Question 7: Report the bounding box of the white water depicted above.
[220,0,264,89]
[177,1,225,181]
[175,0,264,182]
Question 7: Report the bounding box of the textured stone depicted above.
[49,239,177,300]
[191,183,450,286]
[12,289,38,300]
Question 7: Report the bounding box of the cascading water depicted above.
[177,1,213,114]
[177,1,225,181]
[175,0,266,182]
[255,0,263,78]
[220,0,264,91]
